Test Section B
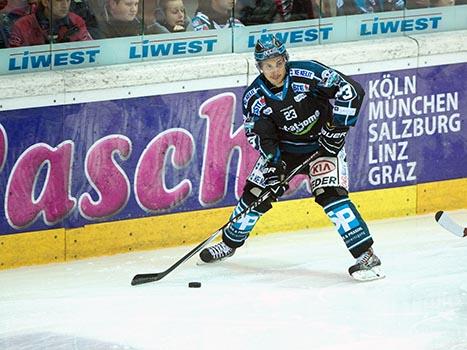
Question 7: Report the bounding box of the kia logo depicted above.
[310,160,336,175]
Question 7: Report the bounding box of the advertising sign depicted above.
[0,30,232,75]
[2,6,466,75]
[347,62,466,191]
[0,63,465,235]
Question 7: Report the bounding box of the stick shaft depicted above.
[131,150,321,286]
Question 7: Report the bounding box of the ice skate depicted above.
[199,241,235,263]
[348,248,385,281]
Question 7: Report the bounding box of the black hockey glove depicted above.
[318,122,349,156]
[263,160,287,199]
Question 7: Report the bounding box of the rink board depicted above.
[0,34,466,269]
[1,178,465,269]
[0,62,465,237]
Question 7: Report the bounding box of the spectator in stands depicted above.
[142,0,168,33]
[97,0,142,38]
[236,0,281,25]
[0,25,5,48]
[0,0,7,47]
[404,0,428,8]
[8,0,92,46]
[0,0,36,48]
[142,0,155,23]
[69,0,100,38]
[191,0,244,30]
[236,0,317,26]
[315,0,337,17]
[337,0,403,15]
[147,0,192,32]
[430,0,454,5]
[275,0,317,21]
[1,0,98,47]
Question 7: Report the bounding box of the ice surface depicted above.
[1,211,467,350]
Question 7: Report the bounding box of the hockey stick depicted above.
[435,211,467,238]
[131,150,321,286]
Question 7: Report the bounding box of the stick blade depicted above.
[435,211,467,238]
[435,210,444,222]
[131,273,165,286]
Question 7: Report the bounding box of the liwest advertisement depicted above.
[0,63,465,235]
[2,6,466,74]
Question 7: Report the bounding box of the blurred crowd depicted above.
[0,0,464,48]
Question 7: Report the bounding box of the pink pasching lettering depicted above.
[79,135,132,219]
[0,124,7,172]
[6,141,76,229]
[199,93,256,204]
[135,128,194,212]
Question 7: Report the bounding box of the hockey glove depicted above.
[318,122,349,156]
[263,160,287,199]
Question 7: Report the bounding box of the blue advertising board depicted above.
[1,6,466,75]
[0,63,465,235]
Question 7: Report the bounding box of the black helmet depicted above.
[254,35,288,63]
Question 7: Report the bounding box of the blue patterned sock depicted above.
[222,199,263,248]
[324,198,373,258]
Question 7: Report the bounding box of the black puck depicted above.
[188,282,201,288]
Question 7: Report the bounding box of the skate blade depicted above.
[350,266,385,282]
[196,257,229,266]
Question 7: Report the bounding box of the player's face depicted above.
[43,0,71,19]
[260,56,287,87]
[110,0,139,21]
[213,0,235,12]
[165,0,185,29]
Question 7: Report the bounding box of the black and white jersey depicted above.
[191,10,244,30]
[242,60,365,163]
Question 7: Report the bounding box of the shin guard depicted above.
[222,199,264,248]
[324,198,373,258]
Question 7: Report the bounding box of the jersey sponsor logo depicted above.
[263,107,273,115]
[281,111,319,135]
[328,204,359,234]
[310,160,336,176]
[251,96,266,115]
[279,105,294,113]
[293,93,307,103]
[243,87,259,108]
[320,70,340,88]
[311,175,338,188]
[291,82,310,93]
[290,68,315,79]
[244,121,254,129]
[333,105,356,116]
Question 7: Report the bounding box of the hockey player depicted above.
[199,35,384,281]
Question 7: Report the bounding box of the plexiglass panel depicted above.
[0,0,466,74]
